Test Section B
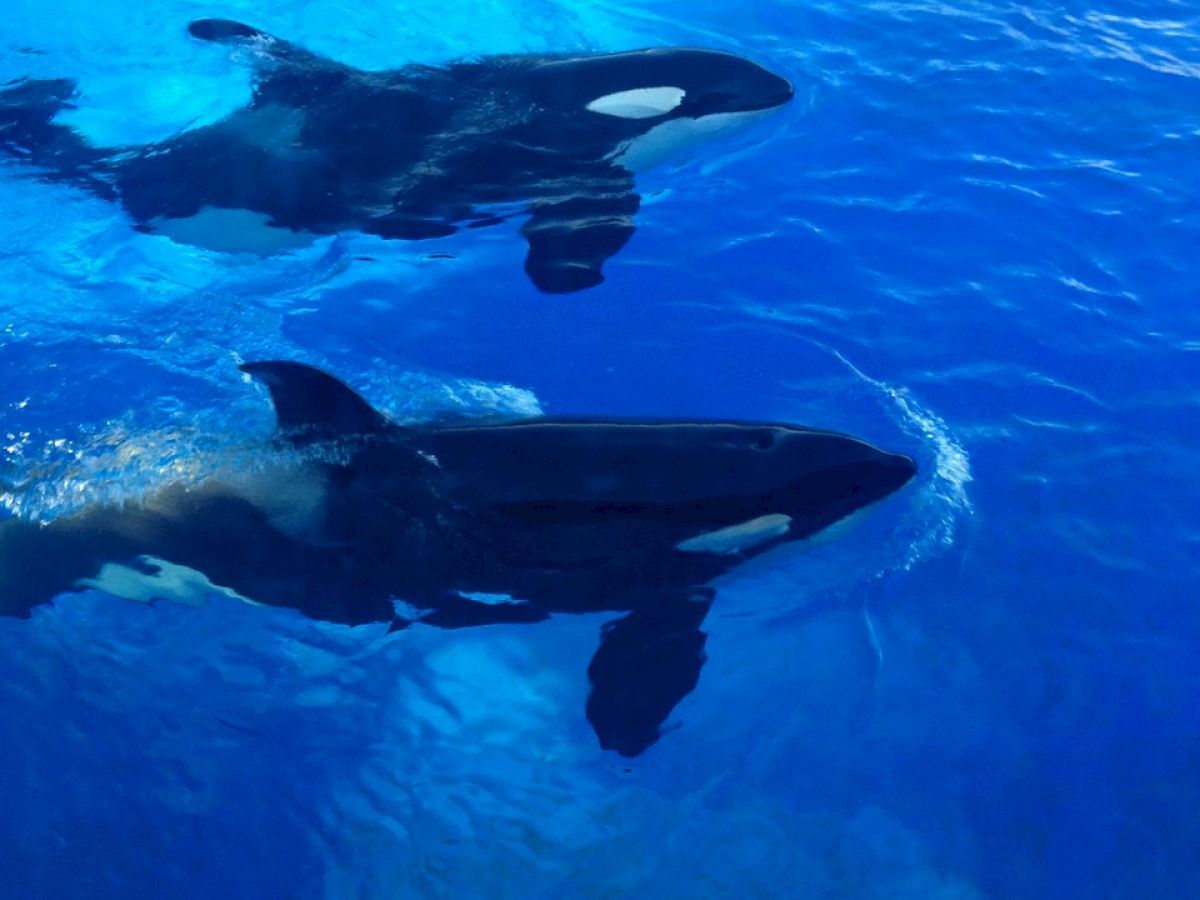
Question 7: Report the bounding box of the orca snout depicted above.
[875,449,918,496]
[762,71,795,109]
[729,58,794,113]
[627,49,794,117]
[835,439,916,500]
[711,63,794,114]
[794,433,916,507]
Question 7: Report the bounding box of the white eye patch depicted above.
[585,86,686,119]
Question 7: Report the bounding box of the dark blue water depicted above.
[1,0,1197,897]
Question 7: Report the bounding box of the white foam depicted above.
[1,370,542,522]
[816,343,973,571]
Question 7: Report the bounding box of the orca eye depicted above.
[753,432,775,451]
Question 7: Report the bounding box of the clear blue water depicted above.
[1,0,1197,897]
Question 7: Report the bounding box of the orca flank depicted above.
[0,20,794,293]
[0,362,913,757]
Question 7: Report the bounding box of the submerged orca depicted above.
[0,362,913,755]
[0,19,794,293]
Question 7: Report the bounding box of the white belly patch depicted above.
[612,108,775,173]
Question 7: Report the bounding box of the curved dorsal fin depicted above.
[239,361,390,442]
[187,19,328,70]
[188,19,270,43]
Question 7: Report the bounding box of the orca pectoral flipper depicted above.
[520,179,640,294]
[585,588,714,757]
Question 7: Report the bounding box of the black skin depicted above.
[0,363,912,756]
[0,19,793,293]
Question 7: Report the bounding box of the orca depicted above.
[0,362,913,756]
[0,19,794,293]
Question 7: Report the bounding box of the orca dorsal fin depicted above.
[240,361,390,442]
[188,19,269,43]
[188,19,331,70]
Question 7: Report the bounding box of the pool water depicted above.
[1,0,1197,897]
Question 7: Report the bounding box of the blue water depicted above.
[1,0,1197,897]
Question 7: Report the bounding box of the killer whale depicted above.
[0,19,794,293]
[0,362,913,755]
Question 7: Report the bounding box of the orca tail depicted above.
[0,77,116,200]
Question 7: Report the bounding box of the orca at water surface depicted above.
[0,362,913,756]
[0,19,795,293]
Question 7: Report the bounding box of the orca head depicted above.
[634,48,795,118]
[671,424,915,557]
[768,426,916,540]
[554,48,793,117]
[530,48,793,171]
